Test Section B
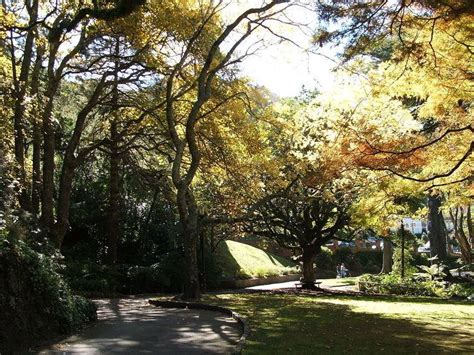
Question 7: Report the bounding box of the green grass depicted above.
[203,293,474,353]
[216,240,298,280]
[320,277,357,288]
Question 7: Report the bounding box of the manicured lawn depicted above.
[216,240,298,279]
[203,293,474,353]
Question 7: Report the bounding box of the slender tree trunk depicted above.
[427,193,447,262]
[106,38,121,265]
[40,93,57,229]
[53,163,75,248]
[10,0,39,210]
[400,221,405,279]
[380,238,393,274]
[106,121,121,265]
[41,39,62,230]
[450,207,472,264]
[30,44,44,216]
[467,205,473,248]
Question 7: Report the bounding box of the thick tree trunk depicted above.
[301,245,317,285]
[427,194,447,262]
[183,225,200,299]
[176,188,200,299]
[380,238,393,274]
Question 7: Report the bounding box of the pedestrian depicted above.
[340,263,348,278]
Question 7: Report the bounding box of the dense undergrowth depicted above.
[0,236,97,352]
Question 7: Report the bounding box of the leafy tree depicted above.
[249,179,351,285]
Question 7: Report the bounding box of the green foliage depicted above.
[63,261,122,295]
[358,273,473,299]
[414,263,447,281]
[0,238,97,352]
[392,243,418,277]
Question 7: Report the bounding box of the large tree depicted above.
[250,179,351,286]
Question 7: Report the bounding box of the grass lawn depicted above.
[216,240,298,279]
[320,277,357,288]
[202,293,474,353]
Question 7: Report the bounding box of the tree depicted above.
[129,0,291,299]
[249,179,351,286]
[314,0,473,187]
[2,0,146,245]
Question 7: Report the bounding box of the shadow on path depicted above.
[39,297,240,354]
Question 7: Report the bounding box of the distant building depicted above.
[401,217,427,235]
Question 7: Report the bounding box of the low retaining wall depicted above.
[221,273,301,289]
[149,299,249,354]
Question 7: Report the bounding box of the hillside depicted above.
[215,240,299,280]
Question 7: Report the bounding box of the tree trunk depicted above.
[450,207,472,264]
[106,38,121,265]
[301,245,317,285]
[30,44,44,216]
[400,221,405,278]
[177,188,200,300]
[427,193,447,262]
[41,100,56,229]
[53,162,75,248]
[467,205,473,248]
[106,120,121,265]
[380,238,393,274]
[10,0,39,211]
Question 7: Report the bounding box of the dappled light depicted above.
[0,0,472,353]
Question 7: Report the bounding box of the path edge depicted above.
[148,299,250,354]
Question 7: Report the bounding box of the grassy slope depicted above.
[216,240,298,279]
[204,293,474,354]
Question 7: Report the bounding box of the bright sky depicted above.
[223,1,339,98]
[240,42,337,98]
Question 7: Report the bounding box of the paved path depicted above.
[39,297,241,354]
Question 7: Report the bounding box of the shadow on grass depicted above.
[211,294,473,353]
[215,240,243,280]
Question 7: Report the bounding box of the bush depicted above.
[63,261,122,295]
[358,273,473,298]
[0,238,97,352]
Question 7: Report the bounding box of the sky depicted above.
[240,42,337,98]
[223,1,339,98]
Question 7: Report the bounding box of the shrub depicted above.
[358,273,473,298]
[0,238,97,352]
[63,261,122,295]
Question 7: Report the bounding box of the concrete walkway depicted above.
[39,297,241,354]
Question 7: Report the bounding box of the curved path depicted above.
[40,297,241,354]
